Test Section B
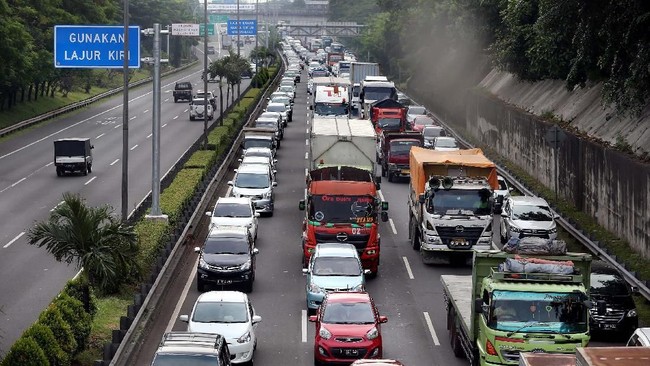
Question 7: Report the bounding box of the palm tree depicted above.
[27,192,140,294]
[209,58,228,126]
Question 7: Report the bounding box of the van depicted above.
[151,332,231,365]
[54,138,94,176]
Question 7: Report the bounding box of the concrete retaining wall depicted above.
[466,91,650,258]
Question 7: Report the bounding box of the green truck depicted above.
[441,250,593,366]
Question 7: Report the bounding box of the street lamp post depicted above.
[203,0,209,148]
[121,0,129,222]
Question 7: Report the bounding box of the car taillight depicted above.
[486,339,497,356]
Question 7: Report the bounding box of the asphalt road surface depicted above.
[0,38,255,353]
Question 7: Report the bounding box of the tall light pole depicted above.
[255,0,259,74]
[237,0,241,57]
[121,0,129,222]
[203,0,209,148]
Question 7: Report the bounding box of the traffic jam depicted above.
[150,36,649,366]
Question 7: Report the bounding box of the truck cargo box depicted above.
[310,117,376,172]
[576,347,650,366]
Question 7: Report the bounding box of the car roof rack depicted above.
[160,332,223,348]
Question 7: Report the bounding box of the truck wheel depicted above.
[88,164,92,173]
[388,171,393,182]
[410,220,420,250]
[450,318,464,358]
[83,164,88,176]
[56,167,62,177]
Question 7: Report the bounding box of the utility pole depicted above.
[255,0,259,74]
[121,0,129,222]
[236,0,241,97]
[203,0,209,148]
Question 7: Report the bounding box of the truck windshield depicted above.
[377,118,402,131]
[314,103,348,116]
[309,195,376,224]
[488,291,588,334]
[363,87,395,102]
[427,189,491,215]
[390,140,419,155]
[244,138,273,150]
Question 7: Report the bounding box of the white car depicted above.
[189,99,214,121]
[500,196,558,243]
[432,136,460,151]
[494,175,513,200]
[180,291,261,364]
[206,197,259,241]
[406,105,428,124]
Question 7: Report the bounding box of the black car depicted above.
[589,260,639,338]
[194,226,258,293]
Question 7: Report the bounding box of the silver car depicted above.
[229,164,277,216]
[500,196,558,243]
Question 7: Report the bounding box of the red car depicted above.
[409,115,435,132]
[309,292,388,365]
[351,360,405,365]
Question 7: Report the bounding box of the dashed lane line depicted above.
[402,256,414,280]
[423,312,441,346]
[4,232,25,249]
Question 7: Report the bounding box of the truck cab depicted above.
[54,138,94,176]
[369,98,408,135]
[378,132,423,182]
[360,77,397,119]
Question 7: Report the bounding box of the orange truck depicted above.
[299,117,388,275]
[369,98,407,134]
[407,147,502,265]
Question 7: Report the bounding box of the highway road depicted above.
[0,33,255,353]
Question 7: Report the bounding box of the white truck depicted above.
[348,62,380,115]
[309,117,377,173]
[360,76,397,119]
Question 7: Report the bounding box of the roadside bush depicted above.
[184,150,217,173]
[62,277,97,318]
[244,88,261,100]
[134,220,170,274]
[38,305,77,355]
[54,293,92,354]
[0,337,49,366]
[207,126,230,151]
[159,168,204,224]
[22,323,70,366]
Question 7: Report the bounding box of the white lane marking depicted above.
[84,177,96,185]
[130,144,138,151]
[389,218,397,235]
[378,190,385,201]
[4,232,25,249]
[423,312,441,346]
[130,116,136,120]
[305,168,308,176]
[114,124,121,129]
[304,152,308,160]
[302,309,308,343]
[45,162,53,167]
[144,109,150,113]
[167,253,200,332]
[50,201,64,211]
[402,256,414,279]
[162,123,167,128]
[147,133,153,139]
[110,159,119,166]
[96,133,105,139]
[305,139,309,146]
[164,98,169,102]
[306,128,309,134]
[173,116,179,120]
[11,177,26,187]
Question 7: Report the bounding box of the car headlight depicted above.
[319,327,332,340]
[366,327,379,340]
[352,284,364,291]
[309,283,323,293]
[549,227,557,234]
[240,260,252,271]
[264,190,273,198]
[198,256,210,270]
[237,331,252,343]
[627,309,638,317]
[510,226,521,233]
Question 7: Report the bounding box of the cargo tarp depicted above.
[409,147,498,196]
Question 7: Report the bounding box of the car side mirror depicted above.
[381,212,388,222]
[474,299,484,314]
[252,248,259,255]
[302,268,308,275]
[227,181,234,186]
[193,247,201,253]
[234,169,238,173]
[252,315,262,324]
[273,170,277,174]
[378,316,388,324]
[255,212,261,218]
[509,187,514,191]
[418,194,426,204]
[299,199,305,211]
[238,158,243,162]
[553,213,560,220]
[179,315,189,322]
[381,201,389,211]
[308,315,317,322]
[205,211,212,217]
[90,145,94,149]
[272,182,278,187]
[274,159,278,163]
[363,269,372,275]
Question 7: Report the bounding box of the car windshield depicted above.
[512,204,553,221]
[423,128,444,137]
[279,86,293,93]
[323,302,375,324]
[235,172,270,189]
[591,273,630,296]
[213,203,252,218]
[266,104,286,113]
[244,139,273,150]
[377,118,401,131]
[363,87,395,101]
[309,195,376,224]
[427,189,492,216]
[152,354,218,365]
[498,179,508,191]
[414,117,434,126]
[272,97,290,105]
[245,150,271,158]
[487,291,588,334]
[314,103,348,116]
[409,106,426,115]
[193,301,248,323]
[435,139,458,148]
[313,257,361,276]
[204,236,249,255]
[390,140,419,155]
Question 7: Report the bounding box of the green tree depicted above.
[26,192,140,294]
[209,57,229,126]
[22,323,70,366]
[0,336,49,366]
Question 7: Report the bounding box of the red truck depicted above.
[377,131,424,182]
[299,166,388,276]
[369,98,407,134]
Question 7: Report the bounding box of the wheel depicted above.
[197,278,205,292]
[410,219,421,250]
[314,357,323,366]
[190,116,194,121]
[56,168,62,177]
[450,316,464,358]
[87,164,92,173]
[307,307,316,316]
[82,164,88,176]
[174,98,178,103]
[276,141,281,149]
[244,279,254,293]
[367,267,378,279]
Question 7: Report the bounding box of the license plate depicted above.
[216,279,232,285]
[344,349,358,356]
[451,238,468,246]
[401,169,410,175]
[601,324,617,330]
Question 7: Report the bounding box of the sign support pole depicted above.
[121,0,129,222]
[203,0,209,149]
[554,128,559,203]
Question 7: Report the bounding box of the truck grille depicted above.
[520,229,550,239]
[590,308,625,323]
[314,232,370,252]
[330,347,367,359]
[435,226,484,249]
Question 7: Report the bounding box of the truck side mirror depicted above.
[474,299,484,314]
[418,194,426,204]
[381,201,389,211]
[381,211,388,222]
[309,105,313,110]
[298,199,305,210]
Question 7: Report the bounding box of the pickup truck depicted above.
[195,90,217,110]
[173,82,193,103]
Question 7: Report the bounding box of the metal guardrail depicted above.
[420,101,650,302]
[0,61,198,138]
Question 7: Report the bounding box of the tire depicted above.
[450,316,464,358]
[87,164,92,173]
[174,98,178,103]
[56,168,62,177]
[387,171,393,182]
[82,164,88,176]
[381,164,386,177]
[410,219,421,250]
[307,307,316,316]
[314,357,322,366]
[190,116,194,121]
[197,278,205,292]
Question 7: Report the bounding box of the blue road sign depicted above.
[54,25,141,68]
[227,20,257,36]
